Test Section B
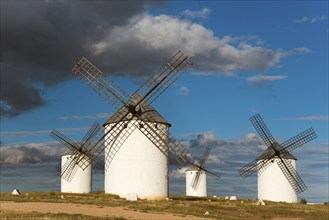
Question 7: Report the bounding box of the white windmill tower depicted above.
[104,102,171,199]
[71,51,199,199]
[60,153,92,193]
[50,123,103,193]
[186,147,220,197]
[239,114,317,203]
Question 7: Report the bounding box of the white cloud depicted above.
[169,167,188,179]
[246,74,288,87]
[180,8,211,19]
[58,115,95,120]
[208,154,220,164]
[294,16,309,23]
[189,131,219,148]
[282,116,329,121]
[294,16,327,24]
[91,13,302,76]
[0,126,89,137]
[287,47,310,55]
[225,35,264,46]
[58,112,112,121]
[187,131,264,150]
[177,86,189,96]
[96,112,112,118]
[0,142,65,165]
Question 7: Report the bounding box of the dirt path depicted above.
[0,201,211,220]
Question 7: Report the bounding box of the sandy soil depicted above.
[0,201,211,220]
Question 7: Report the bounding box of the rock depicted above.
[126,193,138,201]
[204,211,209,215]
[11,189,21,195]
[229,196,237,200]
[256,198,265,206]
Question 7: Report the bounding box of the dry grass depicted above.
[0,210,126,220]
[1,192,328,220]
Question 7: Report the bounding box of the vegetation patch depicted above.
[0,209,125,220]
[1,192,328,219]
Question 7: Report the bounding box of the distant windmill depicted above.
[186,147,220,197]
[50,122,103,193]
[71,51,207,199]
[238,114,317,203]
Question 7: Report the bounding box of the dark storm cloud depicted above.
[0,1,158,117]
[1,1,307,118]
[1,64,45,117]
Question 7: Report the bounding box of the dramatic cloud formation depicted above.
[0,1,158,117]
[91,14,295,75]
[246,75,288,87]
[169,131,266,178]
[1,1,309,118]
[0,142,67,191]
[188,131,264,151]
[0,142,65,165]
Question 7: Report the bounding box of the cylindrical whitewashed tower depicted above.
[61,154,92,193]
[258,156,297,203]
[186,168,207,197]
[104,104,170,200]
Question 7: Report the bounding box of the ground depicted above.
[0,192,328,220]
[0,201,209,219]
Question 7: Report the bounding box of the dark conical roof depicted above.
[104,101,170,126]
[256,147,297,161]
[185,161,200,172]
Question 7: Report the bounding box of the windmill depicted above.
[71,51,206,199]
[50,122,104,193]
[238,114,317,203]
[186,147,220,197]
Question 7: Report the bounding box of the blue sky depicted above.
[0,1,328,203]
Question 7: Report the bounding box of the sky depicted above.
[0,1,328,203]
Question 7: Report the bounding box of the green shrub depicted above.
[49,191,56,196]
[300,198,307,204]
